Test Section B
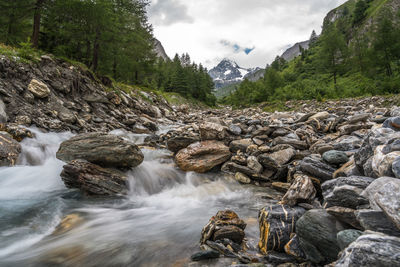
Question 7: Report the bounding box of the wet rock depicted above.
[0,123,33,141]
[14,115,31,126]
[200,210,246,245]
[230,139,253,153]
[60,159,128,195]
[213,225,245,244]
[284,234,306,260]
[281,174,316,206]
[199,122,227,141]
[355,210,400,236]
[258,204,305,253]
[228,124,242,136]
[0,132,21,166]
[271,182,291,192]
[322,150,349,165]
[0,99,7,123]
[335,232,400,267]
[235,172,251,184]
[176,141,231,173]
[52,214,84,236]
[191,250,220,261]
[296,209,346,264]
[263,251,297,264]
[56,133,144,168]
[300,155,336,182]
[337,229,363,250]
[205,241,237,258]
[221,162,256,177]
[166,136,199,153]
[28,78,51,98]
[383,117,400,131]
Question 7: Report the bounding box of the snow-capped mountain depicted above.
[208,59,261,89]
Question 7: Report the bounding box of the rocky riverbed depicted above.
[1,55,400,266]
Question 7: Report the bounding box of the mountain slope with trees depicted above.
[224,0,400,107]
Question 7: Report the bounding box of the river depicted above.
[0,127,280,267]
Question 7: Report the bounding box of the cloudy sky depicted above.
[148,0,347,69]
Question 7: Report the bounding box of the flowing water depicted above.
[0,127,279,267]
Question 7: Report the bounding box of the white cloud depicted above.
[148,0,347,69]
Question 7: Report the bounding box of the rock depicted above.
[300,155,336,182]
[333,160,361,178]
[271,182,291,192]
[175,141,231,173]
[28,78,51,98]
[280,174,316,206]
[263,251,297,264]
[200,210,246,245]
[0,132,21,166]
[199,122,227,141]
[191,250,220,261]
[362,177,400,210]
[57,107,76,124]
[284,234,306,260]
[374,181,400,230]
[166,136,199,153]
[228,124,242,136]
[0,123,33,141]
[247,156,263,174]
[296,209,346,264]
[322,150,349,165]
[346,113,370,124]
[258,204,305,253]
[235,172,251,184]
[56,133,144,168]
[272,136,308,150]
[52,214,84,236]
[371,145,400,177]
[60,159,128,195]
[324,185,369,209]
[326,206,362,229]
[333,136,362,151]
[383,117,400,131]
[355,210,400,236]
[205,241,237,258]
[393,157,400,178]
[0,99,7,123]
[221,162,256,177]
[229,139,253,153]
[335,232,400,267]
[258,147,295,170]
[337,230,363,250]
[213,225,245,244]
[14,115,31,126]
[308,111,329,121]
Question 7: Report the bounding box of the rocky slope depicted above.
[281,40,310,61]
[154,38,169,60]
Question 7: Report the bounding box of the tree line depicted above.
[0,0,215,105]
[224,2,400,107]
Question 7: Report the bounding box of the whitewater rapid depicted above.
[0,127,271,266]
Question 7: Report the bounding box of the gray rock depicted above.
[284,234,306,260]
[272,136,308,150]
[228,124,242,136]
[324,185,369,209]
[247,156,263,174]
[393,157,400,178]
[199,122,227,141]
[322,176,375,198]
[296,209,346,264]
[221,162,256,177]
[56,132,144,168]
[258,204,305,253]
[333,136,362,151]
[258,147,295,170]
[0,132,21,166]
[355,210,400,236]
[300,155,336,182]
[371,145,400,177]
[0,99,7,123]
[335,232,400,267]
[362,177,399,210]
[60,159,128,195]
[191,250,220,261]
[326,206,362,229]
[337,229,363,250]
[281,174,316,206]
[374,181,400,230]
[323,150,349,165]
[383,117,400,131]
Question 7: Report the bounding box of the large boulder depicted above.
[60,159,128,195]
[166,135,199,153]
[0,132,21,166]
[200,210,246,245]
[175,141,231,173]
[296,209,346,264]
[258,147,295,170]
[300,155,336,182]
[56,133,144,168]
[335,232,400,267]
[28,78,51,98]
[258,204,305,253]
[355,209,400,236]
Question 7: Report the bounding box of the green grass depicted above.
[0,43,42,63]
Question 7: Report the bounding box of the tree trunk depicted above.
[92,28,101,73]
[32,0,45,48]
